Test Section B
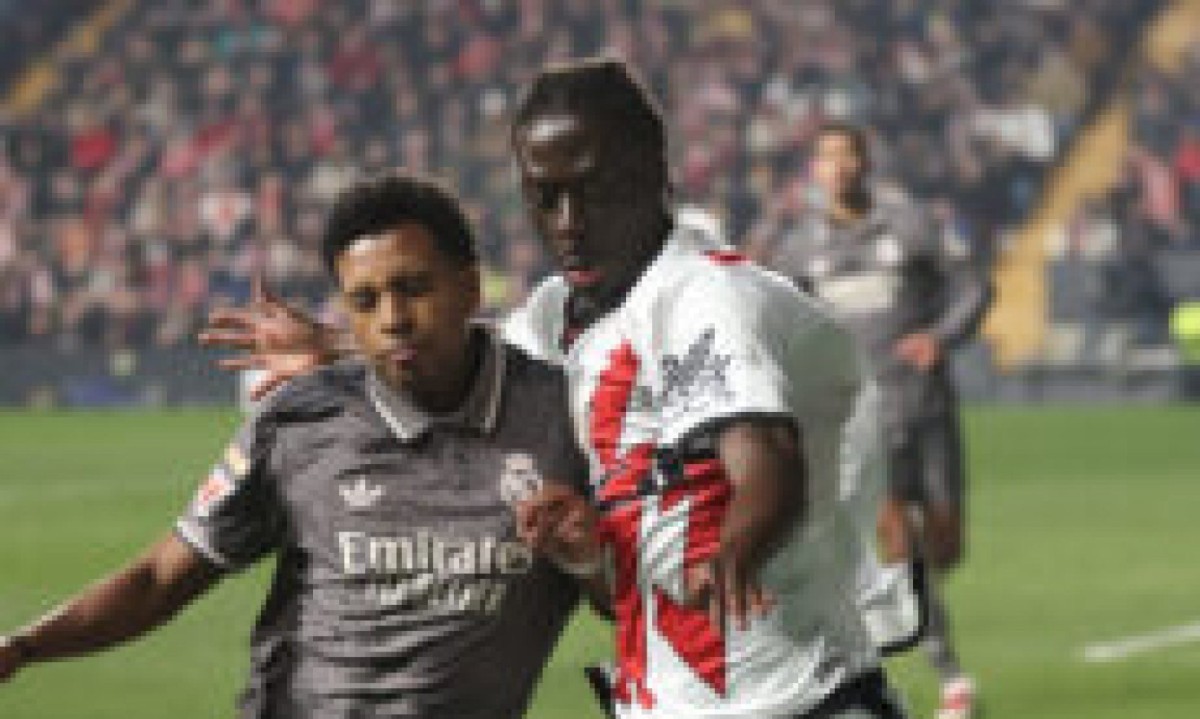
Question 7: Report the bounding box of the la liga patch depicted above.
[224,443,250,478]
[193,465,235,517]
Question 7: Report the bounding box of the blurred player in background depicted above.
[0,174,589,719]
[750,122,994,719]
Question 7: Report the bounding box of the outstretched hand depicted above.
[198,276,336,399]
[515,484,604,574]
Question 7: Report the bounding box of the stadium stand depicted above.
[0,0,1161,357]
[0,0,95,91]
[1051,21,1200,373]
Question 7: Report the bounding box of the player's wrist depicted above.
[1,632,37,670]
[550,545,611,579]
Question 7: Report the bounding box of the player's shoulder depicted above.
[498,338,571,401]
[258,360,369,423]
[492,338,575,433]
[660,238,828,324]
[502,276,568,361]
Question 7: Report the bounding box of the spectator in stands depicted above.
[0,0,1159,353]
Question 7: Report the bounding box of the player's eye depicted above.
[346,289,378,313]
[389,275,434,299]
[529,182,562,212]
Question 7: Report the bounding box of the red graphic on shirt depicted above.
[589,341,729,707]
[703,249,748,265]
[655,458,732,696]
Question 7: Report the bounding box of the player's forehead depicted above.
[335,224,444,287]
[515,112,600,180]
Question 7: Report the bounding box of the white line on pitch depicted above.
[1081,620,1200,663]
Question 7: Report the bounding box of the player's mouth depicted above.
[562,257,603,288]
[379,345,418,369]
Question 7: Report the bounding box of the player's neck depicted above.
[563,214,672,338]
[829,188,872,224]
[403,329,485,415]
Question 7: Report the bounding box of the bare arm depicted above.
[930,261,993,350]
[685,418,804,630]
[896,211,994,372]
[716,419,805,568]
[0,533,220,681]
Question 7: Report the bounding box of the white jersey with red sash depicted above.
[504,218,881,718]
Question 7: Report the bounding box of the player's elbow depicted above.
[136,535,219,614]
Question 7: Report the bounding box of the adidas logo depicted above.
[340,476,385,510]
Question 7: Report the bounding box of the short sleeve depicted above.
[175,414,282,571]
[655,267,863,448]
[655,271,796,447]
[501,277,568,363]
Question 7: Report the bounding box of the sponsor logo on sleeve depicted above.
[616,328,735,425]
[657,327,734,421]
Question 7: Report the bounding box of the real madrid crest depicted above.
[875,233,904,267]
[807,255,833,278]
[499,452,544,507]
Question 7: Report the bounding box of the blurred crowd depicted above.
[1063,33,1200,349]
[0,0,92,90]
[0,0,1160,350]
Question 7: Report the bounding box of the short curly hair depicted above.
[321,172,478,276]
[512,56,668,189]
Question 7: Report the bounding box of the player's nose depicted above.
[549,191,584,248]
[376,292,414,337]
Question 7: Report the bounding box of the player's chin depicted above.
[576,272,627,307]
[372,360,418,392]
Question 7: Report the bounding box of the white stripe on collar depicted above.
[367,326,505,443]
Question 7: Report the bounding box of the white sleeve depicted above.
[174,414,282,571]
[656,270,861,448]
[655,272,788,446]
[500,305,542,358]
[499,277,567,363]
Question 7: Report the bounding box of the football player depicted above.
[751,122,993,719]
[0,174,589,719]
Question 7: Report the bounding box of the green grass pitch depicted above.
[1,406,1198,717]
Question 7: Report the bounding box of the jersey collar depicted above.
[367,325,506,443]
[543,213,727,361]
[586,212,726,329]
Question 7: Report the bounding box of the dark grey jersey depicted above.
[176,334,585,719]
[760,194,992,426]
